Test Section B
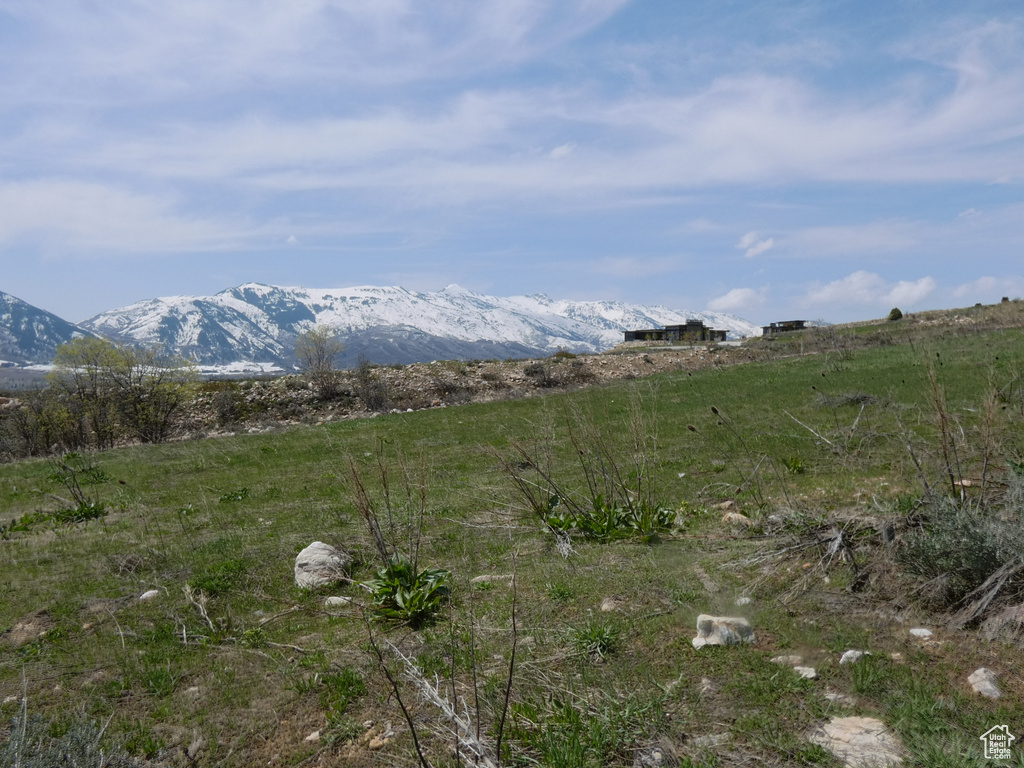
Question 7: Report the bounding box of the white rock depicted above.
[839,650,870,665]
[809,716,904,768]
[470,574,513,585]
[735,596,752,606]
[692,615,755,649]
[771,654,804,666]
[795,666,818,679]
[304,730,321,743]
[324,596,353,607]
[294,542,351,589]
[968,668,1002,699]
[600,597,620,612]
[908,628,932,639]
[722,512,754,527]
[139,589,160,601]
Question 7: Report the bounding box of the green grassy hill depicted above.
[2,304,1023,767]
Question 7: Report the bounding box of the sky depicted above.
[1,0,1023,325]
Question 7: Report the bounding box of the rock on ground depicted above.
[809,716,904,768]
[692,615,755,648]
[771,654,803,666]
[968,668,1002,699]
[294,542,351,589]
[600,597,621,612]
[839,650,870,665]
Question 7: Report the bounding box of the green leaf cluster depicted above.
[542,494,674,541]
[364,556,450,628]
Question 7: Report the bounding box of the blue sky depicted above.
[1,0,1023,324]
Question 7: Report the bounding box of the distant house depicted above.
[624,320,726,343]
[761,320,807,336]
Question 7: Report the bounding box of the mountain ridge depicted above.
[2,284,761,368]
[0,291,97,366]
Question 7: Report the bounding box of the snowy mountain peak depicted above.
[0,290,97,364]
[76,283,759,368]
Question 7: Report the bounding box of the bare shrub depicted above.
[898,488,1024,622]
[0,707,142,767]
[295,325,345,399]
[353,358,392,412]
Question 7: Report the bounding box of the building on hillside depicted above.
[761,320,807,336]
[623,320,727,343]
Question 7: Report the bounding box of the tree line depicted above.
[1,338,197,457]
[1,327,347,460]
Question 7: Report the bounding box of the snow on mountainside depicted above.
[77,283,759,367]
[0,291,96,364]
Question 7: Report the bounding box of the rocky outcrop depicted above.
[809,717,904,768]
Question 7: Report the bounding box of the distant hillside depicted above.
[0,291,95,365]
[81,283,761,367]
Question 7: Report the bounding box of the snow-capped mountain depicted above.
[80,283,760,367]
[0,291,96,365]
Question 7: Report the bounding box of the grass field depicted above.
[2,306,1024,767]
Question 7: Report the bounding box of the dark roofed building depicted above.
[624,320,726,343]
[761,320,807,336]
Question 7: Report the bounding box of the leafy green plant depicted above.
[218,487,250,503]
[189,558,247,596]
[50,501,107,525]
[500,398,673,542]
[546,582,576,601]
[364,556,451,628]
[540,493,673,541]
[782,456,806,474]
[0,502,106,538]
[570,621,620,660]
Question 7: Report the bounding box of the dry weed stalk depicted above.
[365,569,519,768]
[183,584,215,633]
[347,442,429,568]
[369,632,501,768]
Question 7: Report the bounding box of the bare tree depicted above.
[295,325,345,398]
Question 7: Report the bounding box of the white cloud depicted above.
[708,286,765,312]
[16,16,1024,210]
[549,142,576,160]
[805,271,936,307]
[953,275,1024,301]
[885,276,936,305]
[0,0,630,98]
[0,181,235,253]
[736,231,774,258]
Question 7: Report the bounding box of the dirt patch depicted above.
[1,611,54,648]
